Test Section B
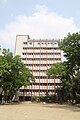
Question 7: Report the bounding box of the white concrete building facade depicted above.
[14,35,62,99]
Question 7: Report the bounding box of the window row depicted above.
[30,83,61,86]
[23,42,58,45]
[20,89,57,92]
[34,76,59,79]
[24,64,53,66]
[23,47,60,50]
[22,58,61,60]
[22,52,60,55]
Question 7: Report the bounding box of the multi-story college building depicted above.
[14,35,62,100]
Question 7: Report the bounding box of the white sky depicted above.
[0,5,79,51]
[0,0,80,62]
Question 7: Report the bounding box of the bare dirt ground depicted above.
[0,102,80,120]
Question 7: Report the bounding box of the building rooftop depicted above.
[28,39,60,42]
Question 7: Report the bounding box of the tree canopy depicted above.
[0,49,34,103]
[48,32,80,104]
[60,32,80,103]
[60,32,80,73]
[48,62,67,78]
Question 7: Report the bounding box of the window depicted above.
[23,47,27,49]
[23,42,27,44]
[29,42,32,45]
[54,42,57,44]
[22,53,26,55]
[22,58,26,60]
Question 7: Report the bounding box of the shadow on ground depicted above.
[0,102,22,106]
[42,103,80,112]
[0,102,80,112]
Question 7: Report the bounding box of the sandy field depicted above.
[0,102,80,120]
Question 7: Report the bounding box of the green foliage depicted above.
[60,32,80,104]
[48,62,67,78]
[48,32,80,104]
[48,62,67,102]
[60,32,80,73]
[0,48,34,103]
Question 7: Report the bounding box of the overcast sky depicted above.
[0,0,80,52]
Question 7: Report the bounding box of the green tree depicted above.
[0,49,34,103]
[48,62,67,102]
[48,62,67,77]
[60,32,80,75]
[59,32,80,104]
[48,32,80,104]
